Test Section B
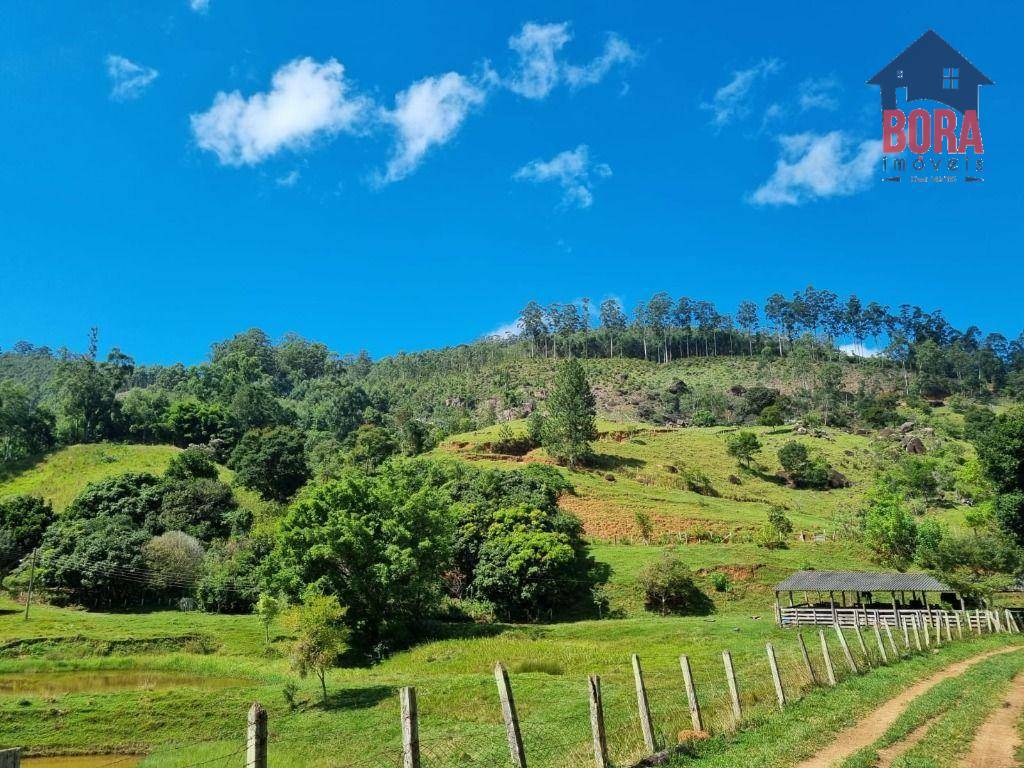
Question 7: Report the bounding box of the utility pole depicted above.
[23,548,37,621]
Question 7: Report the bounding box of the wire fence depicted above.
[212,613,1015,768]
[6,612,1013,768]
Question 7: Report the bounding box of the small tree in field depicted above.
[726,430,762,469]
[255,592,283,644]
[288,594,348,704]
[542,359,597,468]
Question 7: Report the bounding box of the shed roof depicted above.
[775,570,951,593]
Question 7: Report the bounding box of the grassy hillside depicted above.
[0,444,182,512]
[440,419,970,542]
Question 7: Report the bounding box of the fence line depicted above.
[5,612,1015,768]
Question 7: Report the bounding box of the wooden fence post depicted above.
[912,617,923,651]
[679,655,703,733]
[766,643,785,710]
[494,662,527,768]
[588,675,609,768]
[246,702,268,768]
[819,629,837,686]
[883,623,899,659]
[975,609,983,635]
[853,624,871,666]
[722,650,742,725]
[0,749,21,768]
[834,625,859,675]
[955,612,964,640]
[902,619,910,650]
[400,687,420,768]
[797,632,817,686]
[943,614,952,643]
[922,614,932,647]
[872,624,888,664]
[632,654,657,753]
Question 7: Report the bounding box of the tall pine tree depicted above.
[543,359,597,468]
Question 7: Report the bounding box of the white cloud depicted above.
[487,319,523,340]
[840,343,881,358]
[798,76,840,112]
[701,58,781,128]
[190,57,371,166]
[106,55,158,101]
[749,131,879,206]
[276,169,300,187]
[378,72,487,184]
[505,22,636,99]
[506,22,571,99]
[513,144,611,209]
[564,33,637,88]
[189,0,210,12]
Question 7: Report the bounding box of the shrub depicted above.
[690,409,716,427]
[758,404,785,427]
[157,478,238,541]
[709,572,731,592]
[165,446,219,481]
[777,442,831,489]
[0,495,54,575]
[637,555,712,615]
[144,531,205,594]
[756,507,793,549]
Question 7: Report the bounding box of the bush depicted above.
[756,507,793,548]
[157,478,239,541]
[690,409,716,427]
[165,446,219,481]
[0,495,54,575]
[709,572,731,592]
[777,442,831,489]
[637,555,712,615]
[144,531,205,595]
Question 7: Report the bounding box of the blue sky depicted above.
[2,2,1021,364]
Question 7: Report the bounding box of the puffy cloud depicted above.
[749,131,879,206]
[701,58,781,128]
[378,72,487,184]
[105,55,158,101]
[505,22,636,99]
[513,144,611,209]
[798,76,841,112]
[189,0,210,12]
[839,343,881,358]
[487,320,523,340]
[190,57,371,166]
[506,22,572,99]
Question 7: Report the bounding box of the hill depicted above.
[0,443,182,512]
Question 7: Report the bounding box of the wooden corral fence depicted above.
[0,749,20,768]
[779,606,1023,634]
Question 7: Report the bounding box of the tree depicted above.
[255,592,284,644]
[777,441,830,489]
[230,426,310,502]
[346,424,398,472]
[637,555,712,615]
[287,594,348,703]
[0,495,54,576]
[863,487,918,569]
[542,359,597,468]
[63,473,165,529]
[756,506,793,548]
[274,467,452,652]
[725,430,761,468]
[736,301,759,355]
[758,404,785,427]
[143,531,205,597]
[971,408,1024,546]
[157,478,239,541]
[165,399,233,450]
[0,382,55,465]
[119,388,170,444]
[599,299,627,357]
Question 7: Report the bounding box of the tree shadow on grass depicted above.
[320,685,394,711]
[586,453,645,471]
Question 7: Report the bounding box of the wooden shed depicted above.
[773,570,965,629]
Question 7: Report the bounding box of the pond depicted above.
[0,669,250,697]
[22,757,142,768]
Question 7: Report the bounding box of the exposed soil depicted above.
[793,647,1019,768]
[962,671,1024,768]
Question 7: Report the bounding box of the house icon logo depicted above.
[867,30,991,182]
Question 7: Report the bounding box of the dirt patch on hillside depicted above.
[696,564,763,582]
[558,494,732,541]
[793,647,1020,768]
[962,672,1024,767]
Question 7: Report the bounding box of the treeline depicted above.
[516,286,1024,396]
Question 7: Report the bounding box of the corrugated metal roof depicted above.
[774,570,951,593]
